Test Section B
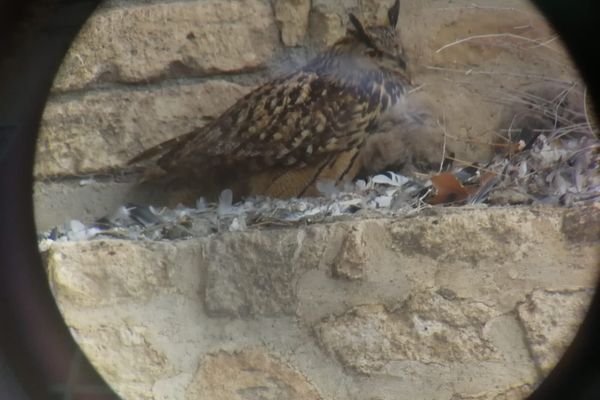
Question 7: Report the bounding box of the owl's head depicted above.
[339,0,407,74]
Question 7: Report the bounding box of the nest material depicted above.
[440,82,599,206]
[39,81,598,245]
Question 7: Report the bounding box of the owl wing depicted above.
[148,70,379,176]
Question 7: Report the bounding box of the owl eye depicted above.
[366,48,382,58]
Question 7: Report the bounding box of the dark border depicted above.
[0,1,118,399]
[524,1,600,397]
[0,1,597,399]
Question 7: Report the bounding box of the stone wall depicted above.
[35,1,598,399]
[45,206,599,399]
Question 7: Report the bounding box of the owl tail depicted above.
[127,130,197,165]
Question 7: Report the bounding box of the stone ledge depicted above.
[517,288,594,375]
[43,206,599,400]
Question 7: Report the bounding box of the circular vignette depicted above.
[0,1,598,400]
[0,1,118,399]
[524,1,600,398]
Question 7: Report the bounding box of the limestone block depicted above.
[203,227,328,316]
[53,0,278,91]
[47,240,166,307]
[450,384,534,400]
[389,208,540,264]
[314,294,538,398]
[308,6,344,50]
[186,348,322,400]
[561,203,600,243]
[70,324,172,400]
[42,206,599,400]
[46,239,181,307]
[274,0,311,46]
[517,289,594,374]
[330,226,368,280]
[36,80,251,178]
[388,207,599,311]
[314,293,530,370]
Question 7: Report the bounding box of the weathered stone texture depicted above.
[388,207,597,311]
[71,324,172,398]
[43,207,599,400]
[52,0,278,91]
[450,384,534,400]
[203,228,327,316]
[314,293,539,397]
[274,0,311,46]
[314,296,503,373]
[517,289,595,374]
[330,226,368,280]
[561,203,600,243]
[36,80,251,178]
[47,240,173,307]
[389,207,543,264]
[308,6,344,49]
[186,349,322,400]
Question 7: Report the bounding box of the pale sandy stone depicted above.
[309,6,345,50]
[42,206,599,400]
[517,289,594,375]
[185,348,322,400]
[274,0,311,46]
[314,294,503,373]
[449,384,534,400]
[388,207,599,311]
[313,293,539,397]
[46,239,174,307]
[71,324,172,400]
[36,80,251,178]
[52,0,278,91]
[561,202,600,243]
[330,225,368,280]
[203,227,328,316]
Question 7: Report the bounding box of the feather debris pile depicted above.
[38,175,428,246]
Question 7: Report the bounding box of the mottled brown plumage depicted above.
[129,0,411,198]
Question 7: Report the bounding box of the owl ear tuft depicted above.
[388,0,400,28]
[348,13,376,48]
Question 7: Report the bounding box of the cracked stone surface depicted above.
[203,228,327,317]
[330,225,368,280]
[52,0,278,92]
[314,298,502,370]
[186,348,322,400]
[43,206,599,400]
[37,80,251,178]
[274,0,311,46]
[517,289,595,375]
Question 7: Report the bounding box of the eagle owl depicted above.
[129,0,411,199]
